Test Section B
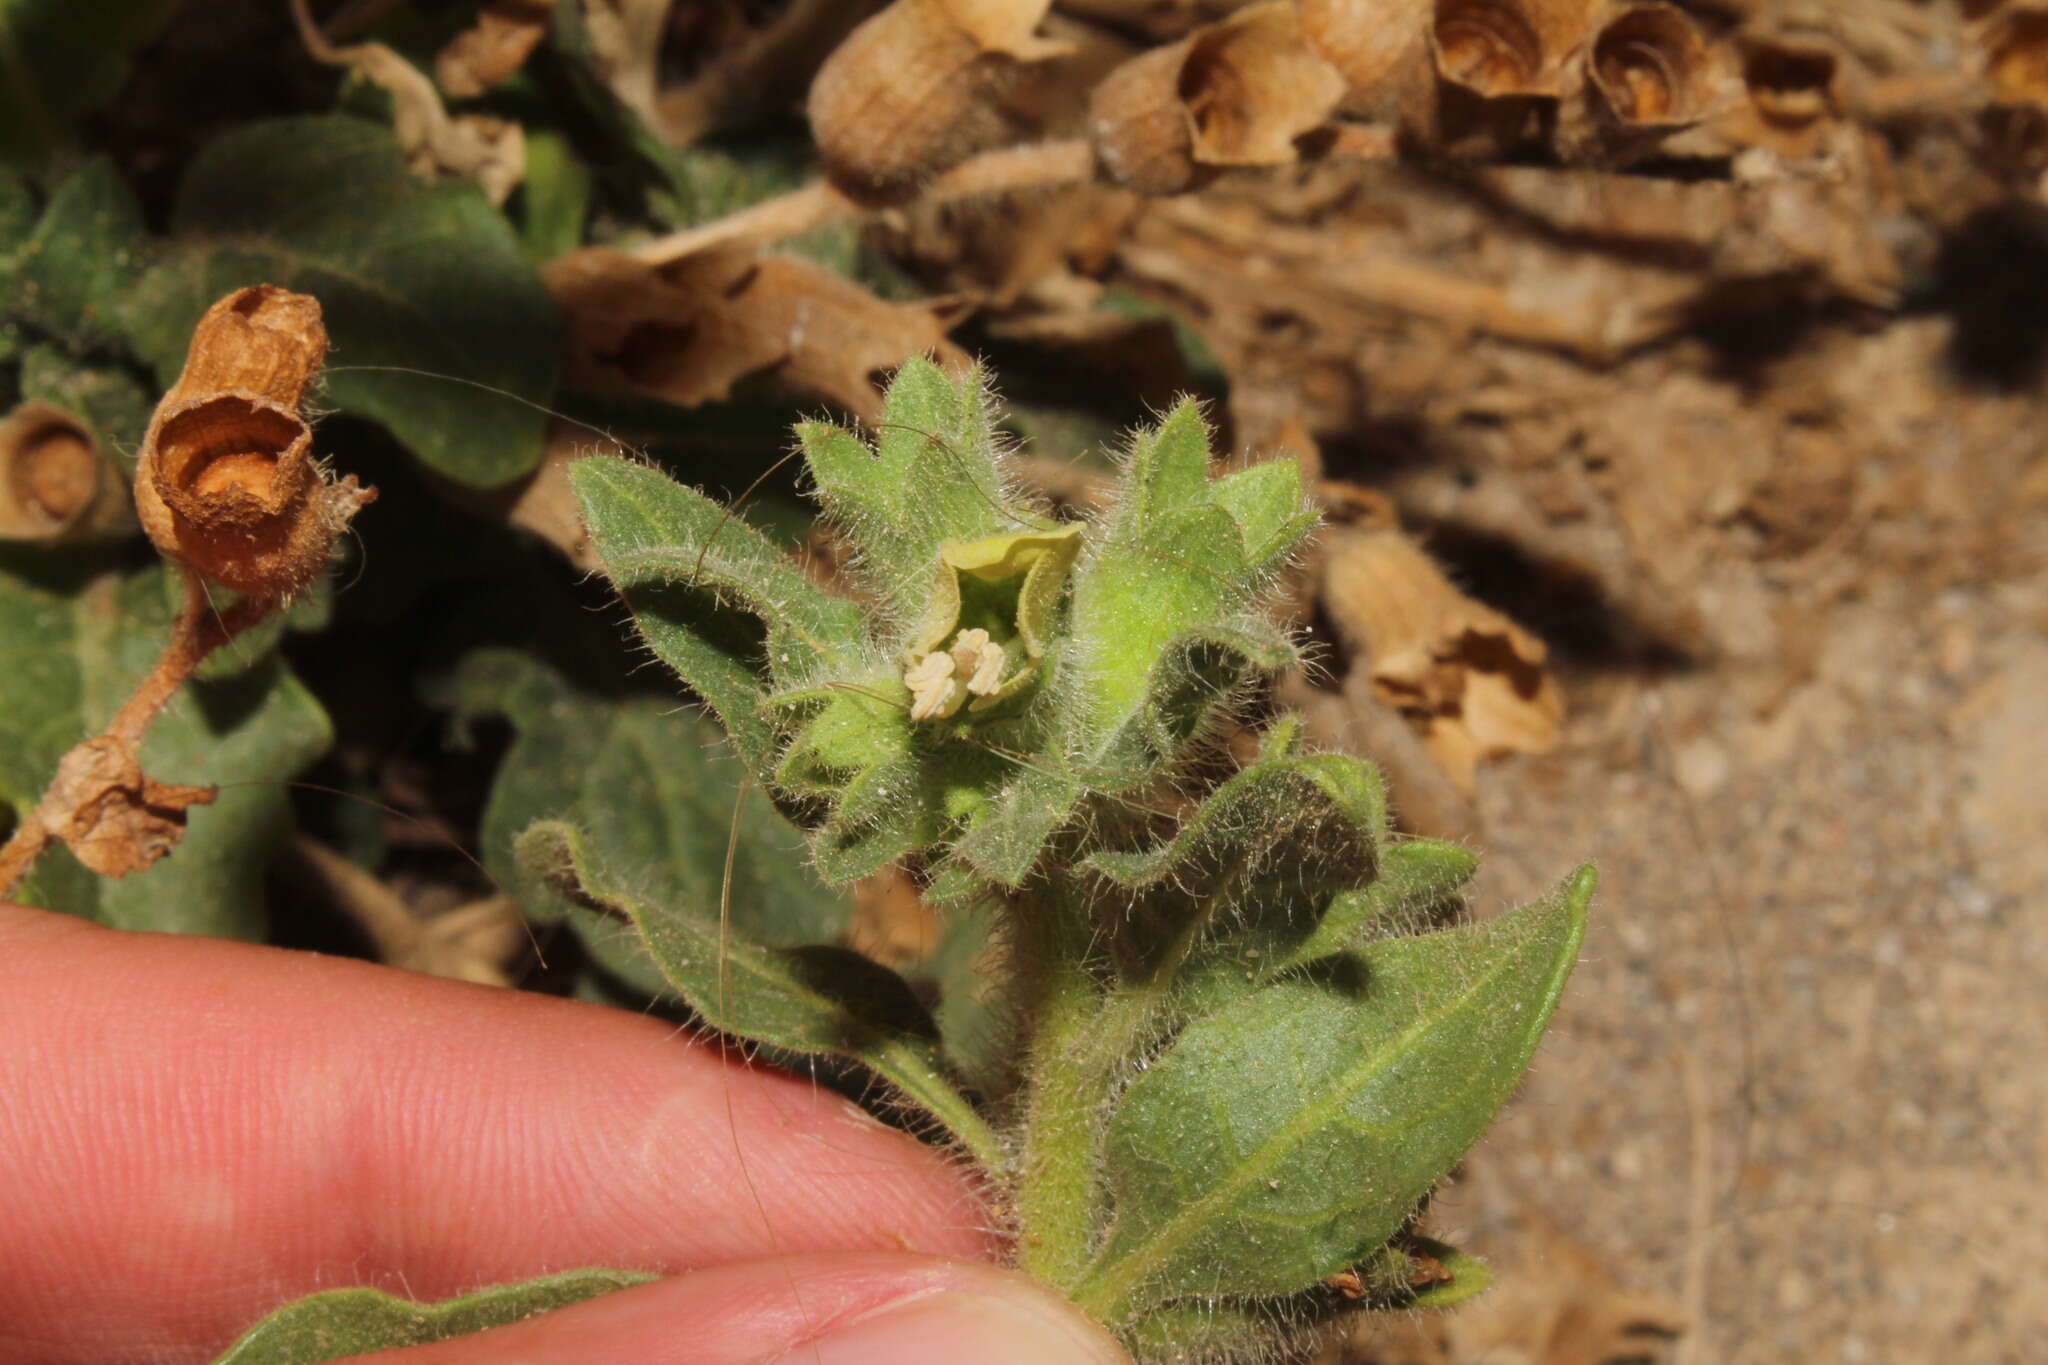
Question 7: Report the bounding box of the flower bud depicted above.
[134,285,374,599]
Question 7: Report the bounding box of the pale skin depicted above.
[0,902,1126,1365]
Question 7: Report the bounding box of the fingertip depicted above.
[344,1255,1128,1365]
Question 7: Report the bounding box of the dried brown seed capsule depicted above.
[1089,39,1208,194]
[808,0,1070,202]
[1590,3,1714,126]
[1299,0,1435,124]
[1986,7,2048,106]
[1431,0,1595,101]
[0,401,135,542]
[135,285,374,600]
[1090,1,1347,195]
[1737,34,1840,129]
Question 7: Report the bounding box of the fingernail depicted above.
[778,1287,1129,1365]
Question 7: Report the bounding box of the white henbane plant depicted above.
[525,360,1592,1361]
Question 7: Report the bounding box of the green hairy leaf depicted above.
[123,114,560,488]
[1075,866,1593,1323]
[0,555,332,936]
[5,157,147,350]
[520,820,999,1163]
[800,357,1021,633]
[573,455,866,776]
[432,648,852,1000]
[212,1268,653,1364]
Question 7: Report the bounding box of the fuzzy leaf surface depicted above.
[433,648,850,998]
[123,114,559,488]
[211,1269,652,1364]
[521,820,997,1160]
[1277,837,1479,970]
[574,455,865,775]
[0,554,332,936]
[1058,407,1311,792]
[5,157,147,350]
[799,358,1018,634]
[1075,866,1593,1319]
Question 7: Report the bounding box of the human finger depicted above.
[338,1252,1126,1365]
[0,904,992,1364]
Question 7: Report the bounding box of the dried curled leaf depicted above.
[809,0,1070,199]
[1091,1,1348,194]
[292,0,526,204]
[434,0,552,98]
[134,286,376,600]
[545,246,970,421]
[0,400,134,542]
[1320,527,1562,791]
[41,735,217,879]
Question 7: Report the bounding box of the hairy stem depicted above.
[1011,881,1112,1290]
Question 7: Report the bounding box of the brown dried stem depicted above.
[0,570,276,898]
[1,285,372,900]
[629,138,1096,266]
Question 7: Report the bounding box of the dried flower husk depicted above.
[1299,0,1435,125]
[1090,40,1210,194]
[434,0,552,98]
[1561,2,1736,164]
[808,0,1071,201]
[1432,0,1596,100]
[1091,1,1348,194]
[1422,0,1600,153]
[135,286,375,600]
[1984,7,2048,106]
[1589,4,1718,126]
[1717,31,1845,157]
[545,246,971,423]
[291,0,525,204]
[0,401,134,542]
[41,735,217,879]
[1319,526,1562,791]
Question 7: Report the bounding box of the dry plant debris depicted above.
[545,246,971,422]
[0,286,373,898]
[0,400,133,542]
[1320,526,1564,792]
[291,0,526,204]
[433,0,553,98]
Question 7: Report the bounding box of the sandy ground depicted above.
[1344,499,2048,1363]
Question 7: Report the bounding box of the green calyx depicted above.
[904,526,1081,721]
[572,357,1316,892]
